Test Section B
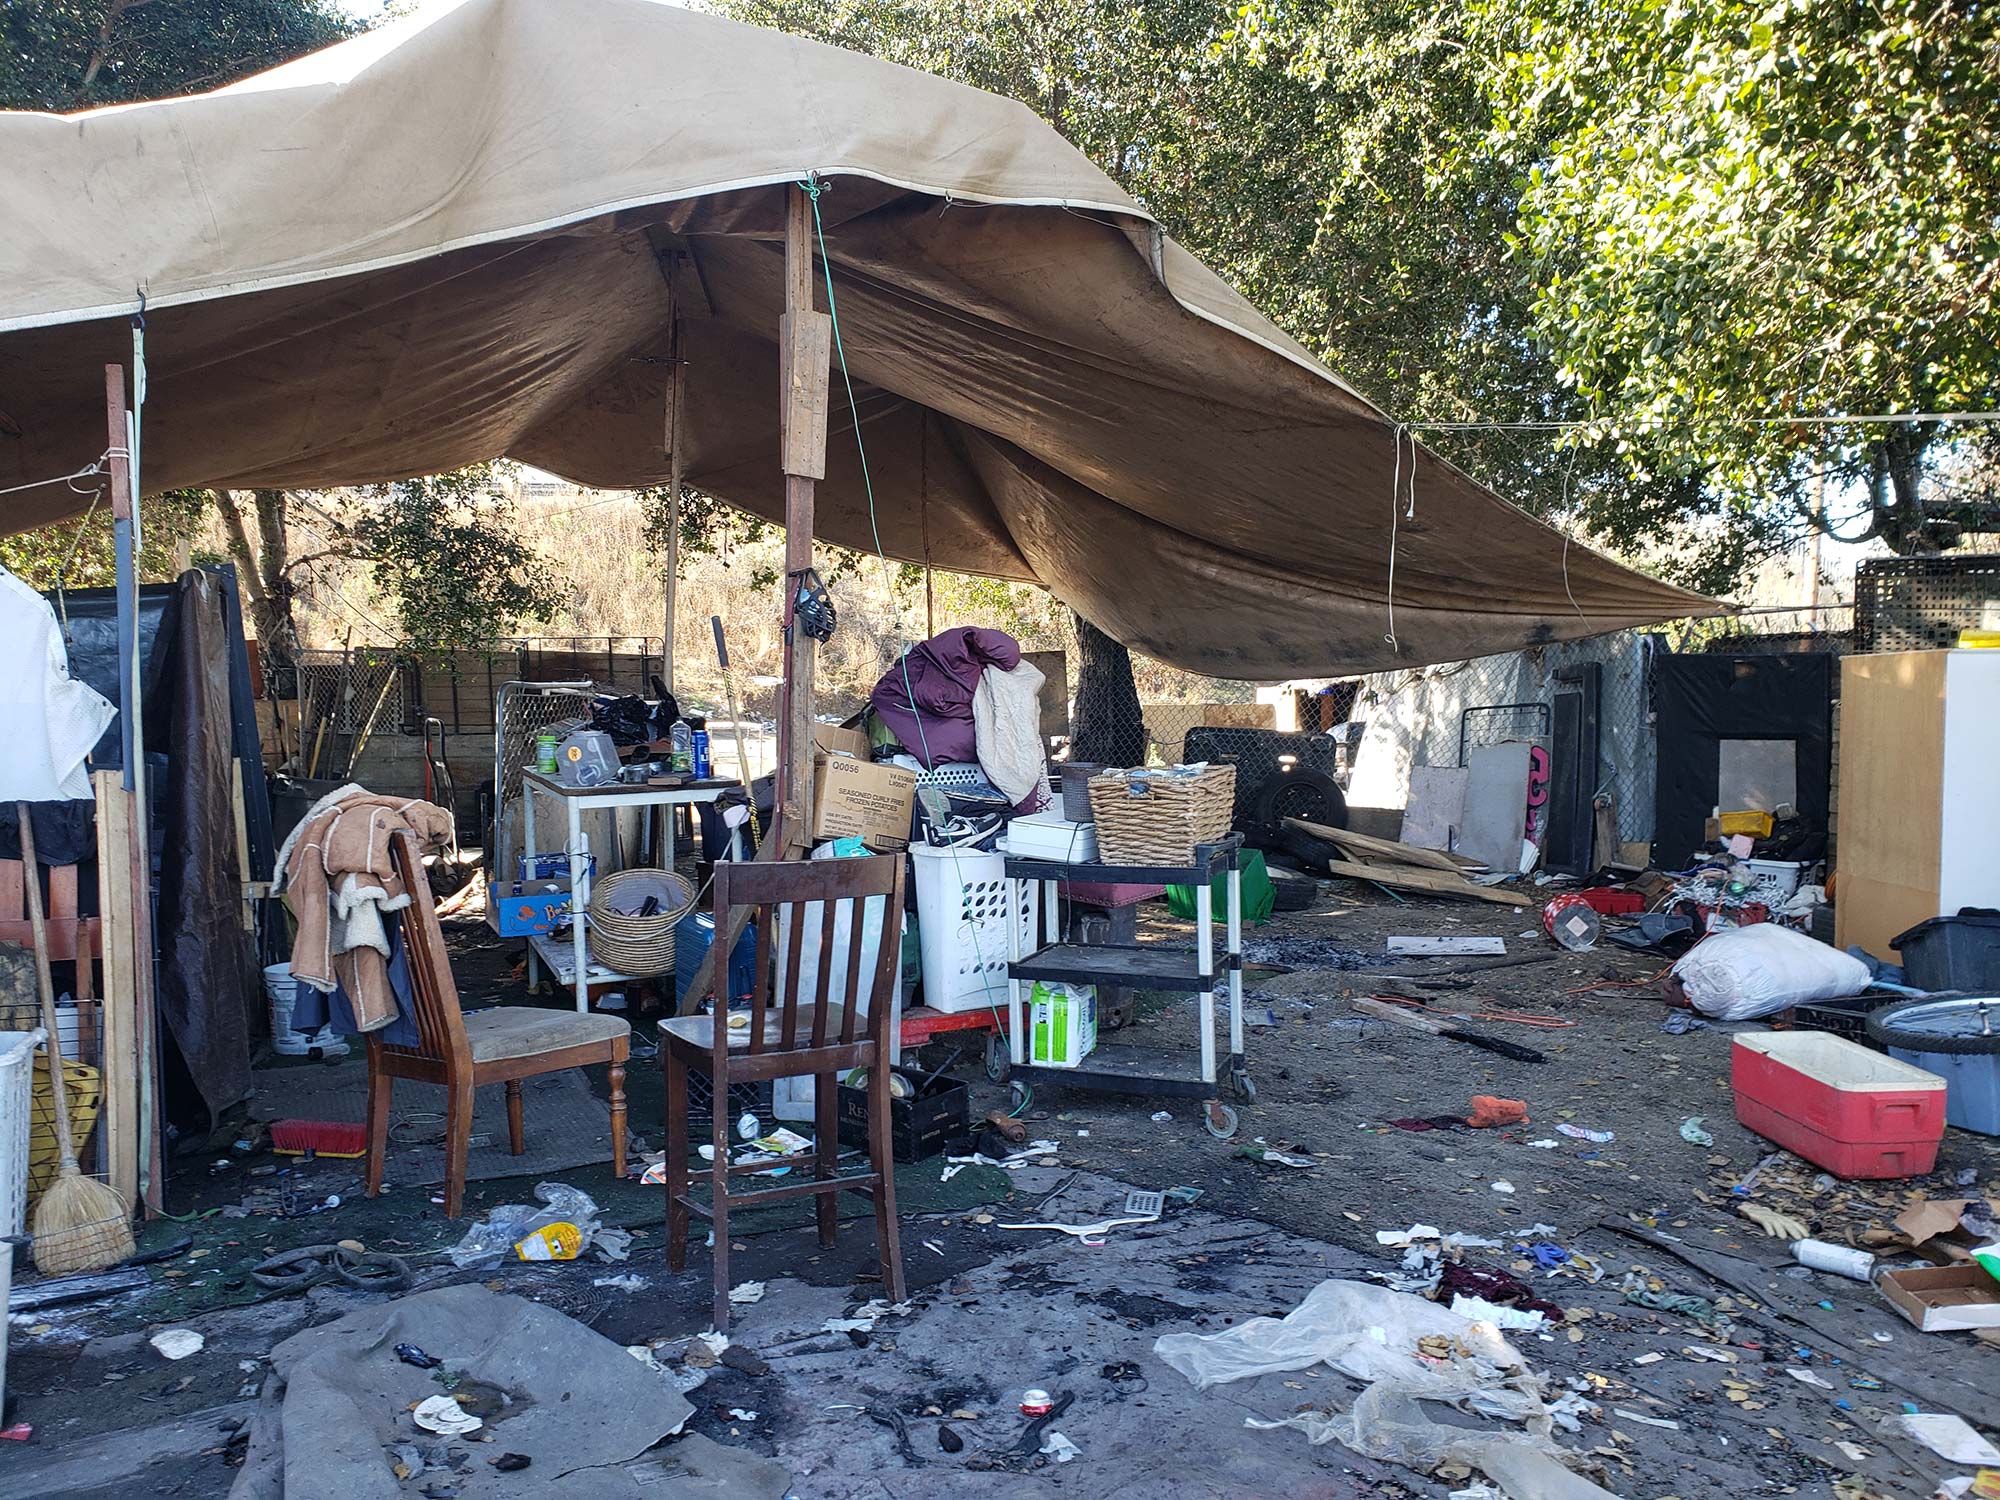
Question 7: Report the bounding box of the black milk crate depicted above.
[837,1072,970,1163]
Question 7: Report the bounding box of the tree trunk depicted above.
[219,488,300,679]
[1868,421,1941,553]
[1069,611,1146,766]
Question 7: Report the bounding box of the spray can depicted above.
[688,715,711,779]
[1792,1238,1875,1281]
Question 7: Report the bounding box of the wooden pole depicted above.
[676,183,832,1015]
[662,296,682,696]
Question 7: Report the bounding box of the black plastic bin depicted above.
[1891,910,2000,992]
[837,1071,969,1163]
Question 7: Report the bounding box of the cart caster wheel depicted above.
[985,1033,1012,1084]
[1203,1101,1240,1140]
[1010,1080,1031,1113]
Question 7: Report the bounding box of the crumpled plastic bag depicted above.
[1672,921,1869,1020]
[446,1181,633,1268]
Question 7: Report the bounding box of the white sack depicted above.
[1673,922,1869,1021]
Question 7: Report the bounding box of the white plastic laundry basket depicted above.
[1,1027,46,1416]
[910,844,1035,1014]
[263,963,349,1059]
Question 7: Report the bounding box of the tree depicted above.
[0,0,352,112]
[1463,0,2000,554]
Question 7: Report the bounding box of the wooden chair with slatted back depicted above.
[365,829,630,1219]
[659,855,907,1331]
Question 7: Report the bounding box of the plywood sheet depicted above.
[1458,742,1531,873]
[1835,651,1946,958]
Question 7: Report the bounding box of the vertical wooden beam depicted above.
[92,769,139,1212]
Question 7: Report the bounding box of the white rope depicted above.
[0,448,125,500]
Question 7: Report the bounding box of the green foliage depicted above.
[0,0,354,112]
[0,485,207,588]
[354,464,564,652]
[1469,0,2000,553]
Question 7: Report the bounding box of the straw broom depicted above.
[18,803,135,1273]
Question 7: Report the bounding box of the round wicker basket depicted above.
[586,868,698,978]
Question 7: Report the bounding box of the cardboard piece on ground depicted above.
[1893,1198,2000,1264]
[812,753,917,851]
[1878,1264,2000,1332]
[1401,766,1468,851]
[1386,936,1507,956]
[1459,742,1532,873]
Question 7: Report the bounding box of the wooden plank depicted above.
[1320,854,1531,906]
[93,770,139,1212]
[1385,935,1507,957]
[231,760,254,932]
[778,310,833,480]
[1284,817,1480,874]
[775,182,822,858]
[1835,651,1947,957]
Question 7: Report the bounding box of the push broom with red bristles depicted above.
[270,1121,370,1159]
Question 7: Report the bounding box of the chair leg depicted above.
[813,1070,838,1249]
[505,1080,525,1156]
[867,1048,906,1303]
[665,1046,690,1273]
[608,1057,627,1180]
[443,1077,475,1220]
[710,1089,733,1333]
[364,1043,391,1199]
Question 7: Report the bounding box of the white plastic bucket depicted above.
[1,1026,45,1415]
[263,963,349,1058]
[909,844,1036,1014]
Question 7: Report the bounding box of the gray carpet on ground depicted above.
[247,1057,623,1188]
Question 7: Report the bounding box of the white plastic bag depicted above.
[1672,922,1869,1021]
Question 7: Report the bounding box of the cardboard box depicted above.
[812,722,873,761]
[1028,980,1098,1068]
[490,879,574,937]
[1878,1264,2000,1332]
[813,752,916,850]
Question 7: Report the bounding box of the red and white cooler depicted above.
[1732,1031,1947,1179]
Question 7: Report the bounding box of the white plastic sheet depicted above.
[0,567,114,803]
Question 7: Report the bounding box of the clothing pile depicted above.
[274,784,453,1034]
[868,626,1049,811]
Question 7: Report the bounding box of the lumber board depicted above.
[1285,817,1481,873]
[1349,996,1447,1034]
[92,770,139,1211]
[1320,855,1530,906]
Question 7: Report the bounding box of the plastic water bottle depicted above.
[668,721,693,774]
[689,715,711,778]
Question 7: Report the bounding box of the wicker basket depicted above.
[587,868,698,978]
[1086,764,1236,864]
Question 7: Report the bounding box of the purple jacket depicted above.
[869,627,1022,767]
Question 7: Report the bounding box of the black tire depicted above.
[1251,768,1346,840]
[1866,996,2000,1055]
[1268,873,1318,912]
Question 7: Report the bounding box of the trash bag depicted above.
[591,693,676,746]
[446,1181,634,1268]
[1672,922,1870,1021]
[1167,848,1277,925]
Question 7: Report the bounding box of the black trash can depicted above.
[1891,910,2000,991]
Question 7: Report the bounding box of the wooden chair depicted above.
[365,829,629,1218]
[661,855,906,1331]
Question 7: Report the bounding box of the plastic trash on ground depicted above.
[1154,1279,1618,1496]
[1672,922,1869,1021]
[446,1181,633,1268]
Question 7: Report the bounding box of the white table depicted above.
[521,770,740,1012]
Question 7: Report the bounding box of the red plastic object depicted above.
[1731,1033,1947,1179]
[1577,889,1643,916]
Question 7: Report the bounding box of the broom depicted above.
[18,803,136,1273]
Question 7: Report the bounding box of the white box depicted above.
[1028,980,1098,1068]
[1003,813,1098,863]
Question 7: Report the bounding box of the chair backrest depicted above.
[383,829,471,1070]
[713,855,905,1058]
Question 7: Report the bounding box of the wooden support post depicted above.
[677,183,833,1016]
[92,769,139,1213]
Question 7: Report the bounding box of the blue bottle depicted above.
[688,715,711,779]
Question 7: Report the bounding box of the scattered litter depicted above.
[1163,1186,1203,1205]
[447,1182,632,1268]
[1894,1413,2000,1466]
[1631,1352,1666,1365]
[1659,1011,1709,1035]
[593,1274,645,1293]
[1678,1117,1715,1148]
[728,1281,766,1304]
[694,1329,730,1358]
[1621,1274,1725,1331]
[1490,1181,1515,1195]
[1612,1408,1680,1430]
[1150,1111,1173,1123]
[412,1394,483,1436]
[1786,1366,1834,1389]
[150,1329,203,1361]
[1466,1096,1528,1129]
[822,1299,910,1335]
[1738,1203,1810,1240]
[1527,1139,1559,1150]
[1039,1431,1081,1463]
[726,1408,759,1422]
[1020,1389,1055,1416]
[1682,1345,1738,1363]
[1449,1293,1546,1332]
[395,1343,440,1369]
[1386,935,1506,956]
[922,1239,945,1256]
[1556,1123,1613,1143]
[1792,1238,1874,1280]
[1235,1144,1314,1168]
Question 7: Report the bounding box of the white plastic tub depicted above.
[910,844,1035,1014]
[1,1027,45,1416]
[263,962,349,1058]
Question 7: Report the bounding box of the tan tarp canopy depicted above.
[0,0,1714,676]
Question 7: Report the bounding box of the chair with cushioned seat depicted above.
[365,829,629,1218]
[661,854,906,1331]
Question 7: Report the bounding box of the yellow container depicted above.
[1717,810,1774,838]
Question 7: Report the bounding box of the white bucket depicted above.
[264,962,349,1058]
[1,1026,44,1415]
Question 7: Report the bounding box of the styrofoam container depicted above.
[1003,813,1098,863]
[1732,1031,1947,1178]
[910,844,1035,1014]
[1,1027,45,1416]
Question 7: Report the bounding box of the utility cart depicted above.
[996,835,1251,1138]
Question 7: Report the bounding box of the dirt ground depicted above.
[4,873,1997,1499]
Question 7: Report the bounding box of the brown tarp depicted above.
[0,0,1715,675]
